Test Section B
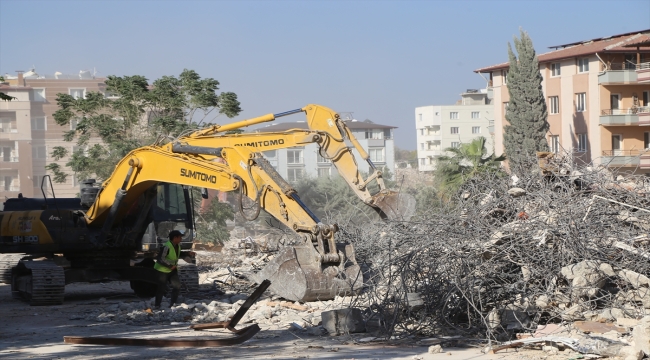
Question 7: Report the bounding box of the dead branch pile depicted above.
[340,156,650,340]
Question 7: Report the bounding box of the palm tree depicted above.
[434,137,506,194]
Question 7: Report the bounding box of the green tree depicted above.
[195,197,235,245]
[395,147,417,168]
[503,29,550,171]
[434,137,505,195]
[0,76,16,101]
[47,69,241,183]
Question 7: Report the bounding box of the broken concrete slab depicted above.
[321,308,366,335]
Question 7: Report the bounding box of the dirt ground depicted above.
[0,281,561,360]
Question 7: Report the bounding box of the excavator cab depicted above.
[140,183,194,252]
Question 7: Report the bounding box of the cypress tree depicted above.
[503,29,550,171]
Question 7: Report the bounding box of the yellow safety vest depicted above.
[154,241,179,273]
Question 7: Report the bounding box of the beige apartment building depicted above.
[1,70,106,200]
[475,29,650,173]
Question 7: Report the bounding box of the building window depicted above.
[70,118,78,131]
[420,158,425,166]
[365,129,384,139]
[2,175,18,191]
[577,133,587,152]
[287,168,304,182]
[418,114,422,122]
[317,167,330,178]
[1,144,17,162]
[471,111,480,119]
[612,134,622,155]
[31,117,46,130]
[645,132,650,150]
[450,127,459,134]
[549,96,559,114]
[317,154,330,163]
[472,126,481,134]
[33,175,46,189]
[501,70,508,84]
[503,102,509,114]
[449,112,458,120]
[420,143,424,150]
[549,135,560,154]
[369,148,385,163]
[0,118,17,133]
[69,88,86,99]
[578,58,589,73]
[287,149,303,164]
[33,146,47,159]
[32,88,46,102]
[263,150,277,158]
[576,93,586,112]
[551,63,561,77]
[643,91,649,107]
[451,142,460,149]
[419,128,424,135]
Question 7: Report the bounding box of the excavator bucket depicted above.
[253,242,362,302]
[372,190,416,221]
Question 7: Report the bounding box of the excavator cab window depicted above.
[153,183,188,221]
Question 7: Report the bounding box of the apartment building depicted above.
[475,29,650,173]
[251,119,397,182]
[415,89,495,172]
[1,70,106,200]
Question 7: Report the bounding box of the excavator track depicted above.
[0,254,25,284]
[178,262,200,295]
[12,260,65,306]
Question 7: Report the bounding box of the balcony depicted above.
[426,134,442,141]
[602,150,649,167]
[642,152,650,169]
[636,62,650,83]
[600,109,639,126]
[598,62,643,84]
[639,106,650,126]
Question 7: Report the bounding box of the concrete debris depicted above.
[321,308,366,335]
[337,153,650,347]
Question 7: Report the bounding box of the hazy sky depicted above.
[1,0,649,150]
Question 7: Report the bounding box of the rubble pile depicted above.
[342,158,649,343]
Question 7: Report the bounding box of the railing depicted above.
[3,186,20,192]
[0,128,18,133]
[603,62,641,71]
[602,149,649,156]
[1,156,20,162]
[601,108,641,115]
[637,62,650,70]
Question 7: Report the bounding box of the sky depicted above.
[1,0,649,150]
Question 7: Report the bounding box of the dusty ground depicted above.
[0,280,562,360]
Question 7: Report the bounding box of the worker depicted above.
[153,230,195,309]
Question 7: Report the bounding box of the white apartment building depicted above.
[252,119,397,182]
[415,89,495,172]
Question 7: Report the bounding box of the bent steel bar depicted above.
[191,279,271,331]
[63,280,271,347]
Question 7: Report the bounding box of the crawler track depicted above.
[0,254,25,284]
[178,262,200,295]
[13,260,65,306]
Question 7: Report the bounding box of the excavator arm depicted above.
[164,104,415,220]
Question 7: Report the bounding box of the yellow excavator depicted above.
[0,104,414,304]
